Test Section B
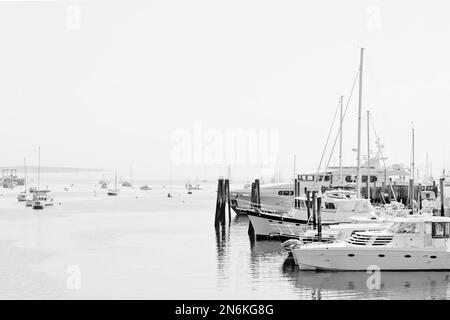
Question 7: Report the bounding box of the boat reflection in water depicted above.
[281,257,450,299]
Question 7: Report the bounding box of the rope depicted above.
[311,98,341,188]
[312,67,361,190]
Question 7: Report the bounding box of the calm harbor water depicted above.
[1,175,450,299]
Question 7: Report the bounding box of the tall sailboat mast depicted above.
[367,110,371,200]
[339,95,343,186]
[356,48,364,198]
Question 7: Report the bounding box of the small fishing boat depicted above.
[292,215,450,271]
[32,199,44,210]
[121,166,133,187]
[17,192,27,202]
[122,181,132,187]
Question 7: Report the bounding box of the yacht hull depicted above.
[293,247,450,270]
[247,211,310,238]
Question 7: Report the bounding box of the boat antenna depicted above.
[356,48,364,198]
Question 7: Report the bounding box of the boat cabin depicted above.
[295,192,374,219]
[383,217,449,248]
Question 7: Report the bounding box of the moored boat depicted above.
[107,171,120,196]
[246,190,376,239]
[292,215,450,271]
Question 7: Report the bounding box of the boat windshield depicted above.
[387,222,421,234]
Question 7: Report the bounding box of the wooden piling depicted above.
[409,179,414,214]
[294,178,298,209]
[317,195,322,242]
[312,191,317,229]
[366,176,370,200]
[248,182,255,239]
[214,179,224,228]
[305,188,311,222]
[224,179,231,223]
[418,184,422,211]
[255,179,261,209]
[250,182,255,209]
[440,178,445,217]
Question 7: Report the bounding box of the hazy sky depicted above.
[1,0,449,181]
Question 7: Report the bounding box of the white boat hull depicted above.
[293,246,450,270]
[247,212,309,238]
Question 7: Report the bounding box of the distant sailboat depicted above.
[32,147,45,210]
[107,172,120,196]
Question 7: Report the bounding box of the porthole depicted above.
[348,254,355,257]
[405,255,411,258]
[278,221,283,224]
[431,255,437,259]
[378,254,385,257]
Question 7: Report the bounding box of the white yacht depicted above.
[230,153,410,216]
[246,190,376,239]
[292,215,450,270]
[230,182,294,215]
[32,190,53,209]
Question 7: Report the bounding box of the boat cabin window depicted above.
[422,192,434,200]
[388,222,421,234]
[432,222,450,238]
[345,175,356,183]
[299,175,314,181]
[278,190,294,196]
[324,202,335,210]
